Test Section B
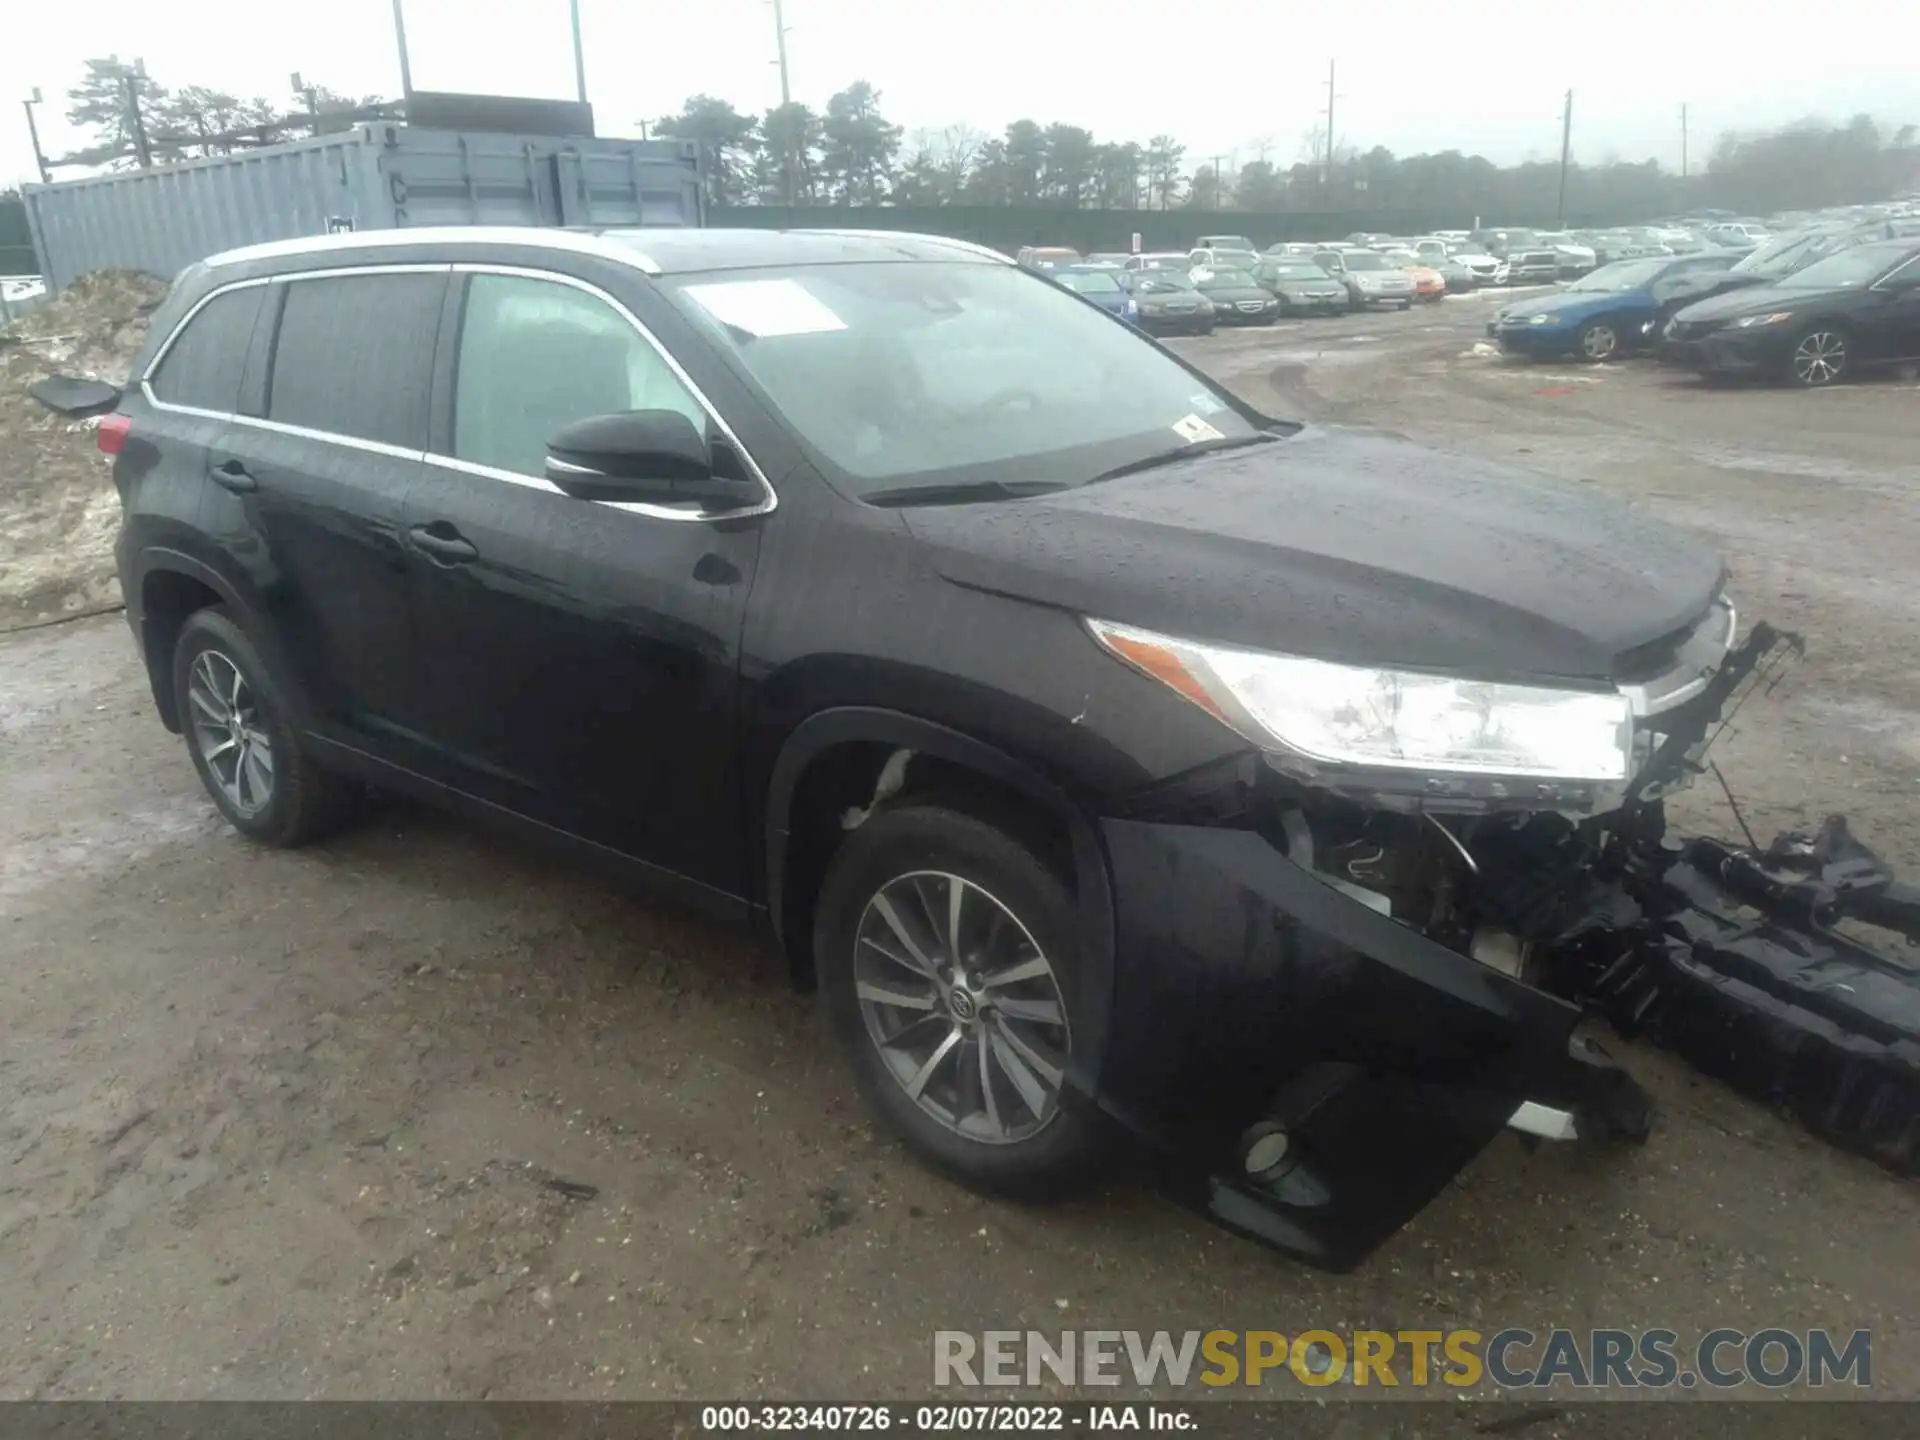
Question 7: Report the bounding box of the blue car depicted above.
[1487,253,1739,361]
[1050,265,1137,325]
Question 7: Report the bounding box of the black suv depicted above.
[94,226,1873,1270]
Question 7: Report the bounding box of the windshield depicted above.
[1341,252,1388,271]
[1203,249,1259,268]
[1202,237,1254,251]
[670,262,1257,494]
[1130,272,1198,293]
[1776,243,1915,289]
[1381,251,1417,266]
[1566,258,1668,292]
[1055,270,1123,295]
[1736,230,1839,276]
[1270,263,1331,281]
[1195,268,1256,289]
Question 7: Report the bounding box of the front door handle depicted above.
[208,457,257,493]
[408,523,478,564]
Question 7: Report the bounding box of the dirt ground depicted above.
[3,291,1918,1406]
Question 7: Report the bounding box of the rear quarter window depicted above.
[148,286,267,413]
[266,271,445,449]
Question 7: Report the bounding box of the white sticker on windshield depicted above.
[1171,414,1225,444]
[683,278,848,338]
[1188,392,1226,416]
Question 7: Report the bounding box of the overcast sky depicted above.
[4,0,1913,190]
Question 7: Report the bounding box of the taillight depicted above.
[96,414,132,456]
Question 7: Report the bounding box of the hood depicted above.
[900,427,1725,683]
[1275,280,1343,297]
[1673,281,1841,324]
[1200,286,1271,303]
[1497,290,1615,320]
[1135,289,1203,307]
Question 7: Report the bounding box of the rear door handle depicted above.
[408,524,478,564]
[208,457,257,493]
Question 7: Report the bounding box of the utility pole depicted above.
[770,0,797,206]
[390,0,416,107]
[122,62,152,169]
[1209,153,1227,208]
[1322,60,1337,186]
[22,87,50,184]
[1555,88,1573,228]
[1680,102,1689,180]
[291,72,320,137]
[569,0,589,105]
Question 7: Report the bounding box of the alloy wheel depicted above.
[852,870,1071,1145]
[186,649,275,816]
[1792,331,1846,386]
[1581,323,1618,361]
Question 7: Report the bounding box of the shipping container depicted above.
[22,124,703,291]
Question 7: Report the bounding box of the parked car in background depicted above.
[1533,231,1598,277]
[1703,221,1771,252]
[1195,234,1256,253]
[1658,217,1920,316]
[1661,238,1920,387]
[1189,247,1261,272]
[1505,247,1564,285]
[1084,252,1135,267]
[1446,244,1508,287]
[1345,231,1394,246]
[1251,257,1351,314]
[1051,265,1139,324]
[1315,249,1418,309]
[1411,238,1452,265]
[1264,242,1324,259]
[1431,255,1479,293]
[1381,249,1448,302]
[1488,253,1741,361]
[1124,251,1194,272]
[1189,265,1282,324]
[1117,268,1215,334]
[1016,246,1082,273]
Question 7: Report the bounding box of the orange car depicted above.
[1384,249,1448,301]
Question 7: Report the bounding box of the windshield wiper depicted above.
[862,479,1075,507]
[1089,432,1281,485]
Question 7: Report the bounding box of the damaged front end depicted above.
[1093,614,1920,1270]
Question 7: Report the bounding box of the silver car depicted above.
[1313,248,1418,309]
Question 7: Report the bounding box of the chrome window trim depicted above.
[799,229,1014,266]
[1868,252,1920,291]
[138,261,777,523]
[438,262,776,521]
[204,226,664,276]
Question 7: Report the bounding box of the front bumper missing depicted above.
[1092,627,1920,1271]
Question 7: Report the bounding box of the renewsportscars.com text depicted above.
[932,1328,1872,1390]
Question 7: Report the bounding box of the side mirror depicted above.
[545,410,758,509]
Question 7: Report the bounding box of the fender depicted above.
[763,706,1117,1096]
[127,545,311,732]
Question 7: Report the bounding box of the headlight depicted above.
[1527,312,1555,325]
[1731,312,1794,328]
[1087,619,1632,782]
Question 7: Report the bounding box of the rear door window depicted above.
[451,272,705,479]
[266,271,445,450]
[149,286,267,413]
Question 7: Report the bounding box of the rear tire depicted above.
[814,803,1109,1196]
[172,607,362,846]
[1785,324,1850,388]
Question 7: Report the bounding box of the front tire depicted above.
[172,607,361,846]
[1576,318,1621,363]
[1786,324,1850,387]
[814,804,1108,1195]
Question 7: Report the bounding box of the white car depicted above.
[1533,232,1598,277]
[1445,245,1509,286]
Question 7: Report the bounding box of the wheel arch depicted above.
[131,548,307,734]
[763,707,1117,1091]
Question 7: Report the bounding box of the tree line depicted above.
[36,57,1920,223]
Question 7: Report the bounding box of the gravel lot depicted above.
[4,291,1918,1405]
